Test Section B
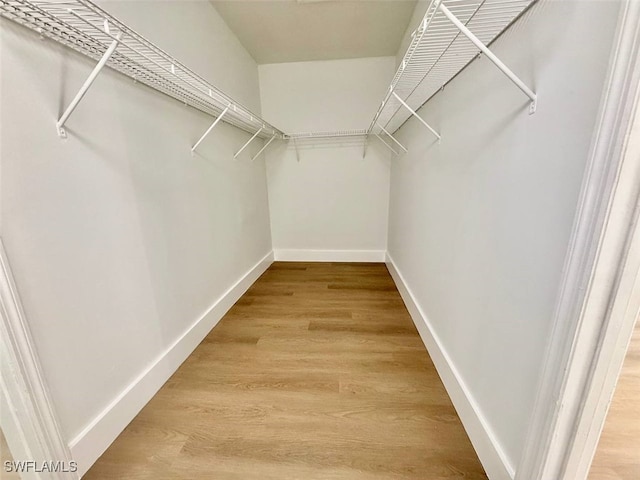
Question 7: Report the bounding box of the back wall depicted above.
[259,57,395,262]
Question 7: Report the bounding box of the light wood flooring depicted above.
[85,262,486,479]
[1,429,20,480]
[589,318,640,480]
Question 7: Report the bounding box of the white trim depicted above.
[516,1,640,478]
[0,238,78,480]
[567,191,640,479]
[274,249,385,262]
[559,22,640,479]
[68,251,274,476]
[385,253,513,480]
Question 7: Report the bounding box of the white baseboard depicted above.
[274,249,385,262]
[385,253,514,480]
[69,251,274,477]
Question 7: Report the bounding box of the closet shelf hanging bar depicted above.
[0,0,285,141]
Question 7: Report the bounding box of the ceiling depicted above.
[210,0,418,64]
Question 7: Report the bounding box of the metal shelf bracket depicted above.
[362,135,369,159]
[234,127,263,159]
[252,134,277,161]
[392,92,441,141]
[1,1,284,142]
[374,133,400,156]
[292,137,300,162]
[56,29,122,138]
[438,3,537,114]
[378,124,408,153]
[191,106,230,154]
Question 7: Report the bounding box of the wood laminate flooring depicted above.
[589,319,640,480]
[85,262,487,480]
[1,429,21,480]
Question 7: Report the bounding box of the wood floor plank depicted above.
[0,429,21,480]
[85,261,486,479]
[589,319,640,480]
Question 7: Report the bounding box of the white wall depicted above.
[97,0,262,113]
[387,0,621,475]
[0,1,271,474]
[260,57,394,261]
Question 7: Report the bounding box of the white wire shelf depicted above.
[285,130,368,161]
[1,0,537,151]
[0,0,284,140]
[285,130,368,140]
[369,0,537,136]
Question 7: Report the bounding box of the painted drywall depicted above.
[0,0,270,469]
[387,0,621,472]
[97,0,262,113]
[259,57,394,258]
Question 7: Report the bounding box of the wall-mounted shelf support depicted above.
[374,133,399,156]
[234,127,263,159]
[293,138,300,162]
[438,3,537,114]
[378,124,408,153]
[56,29,122,138]
[191,106,229,154]
[367,0,535,138]
[1,1,284,142]
[252,134,277,161]
[391,92,440,140]
[362,135,369,159]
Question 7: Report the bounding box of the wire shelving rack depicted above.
[368,0,537,139]
[0,0,284,141]
[0,0,538,153]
